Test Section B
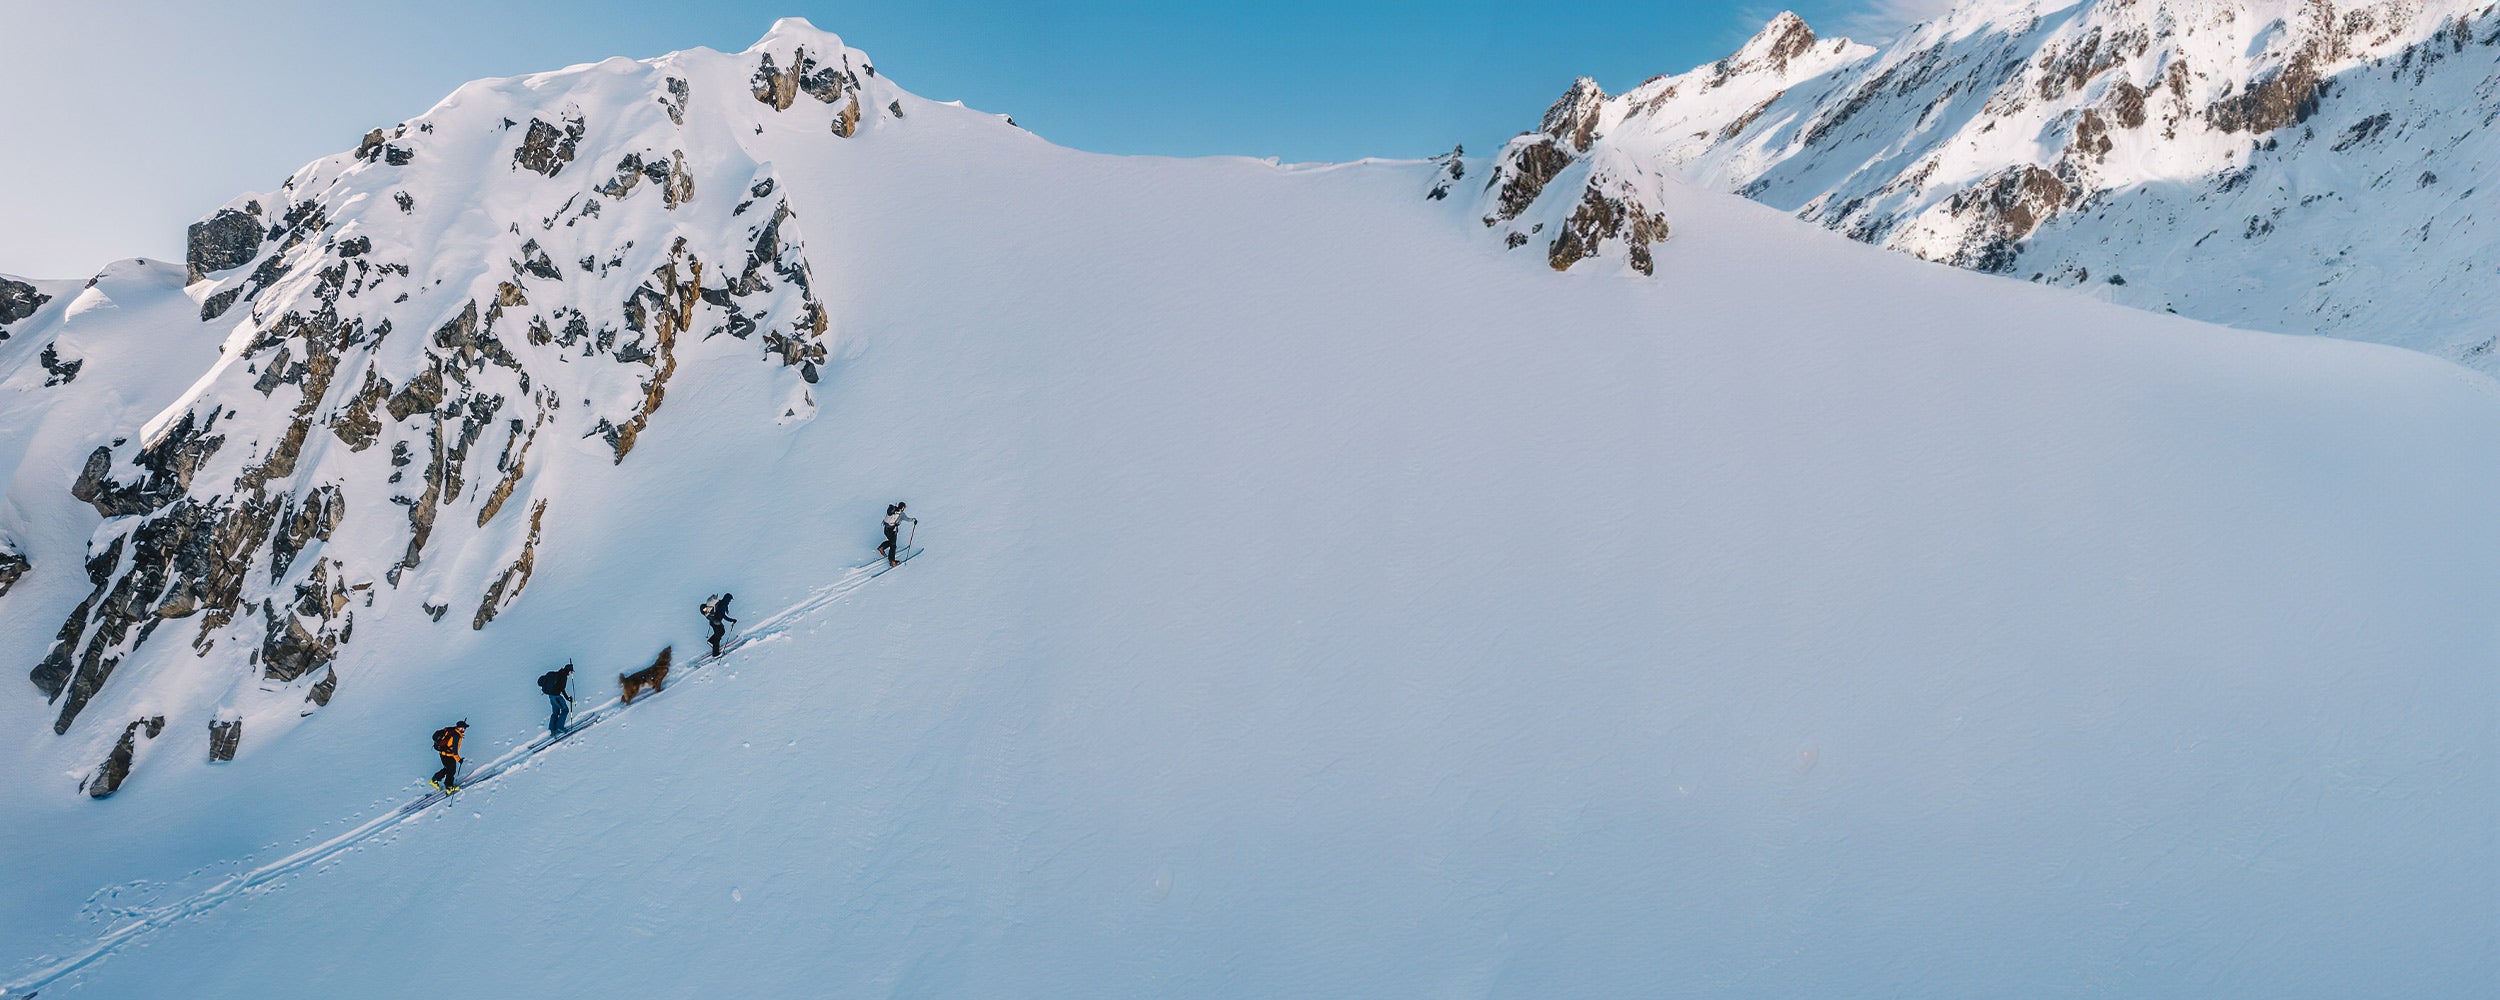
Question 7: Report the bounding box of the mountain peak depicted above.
[1538,77,1608,151]
[748,16,847,54]
[1726,11,1825,74]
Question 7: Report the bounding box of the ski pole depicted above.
[907,518,917,548]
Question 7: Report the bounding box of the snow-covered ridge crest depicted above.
[19,21,941,794]
[1459,11,1868,274]
[1465,0,2500,366]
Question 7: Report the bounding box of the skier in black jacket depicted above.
[703,593,738,657]
[879,502,917,566]
[430,721,468,791]
[538,664,574,735]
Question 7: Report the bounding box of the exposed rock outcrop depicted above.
[186,206,264,283]
[1937,165,2072,272]
[473,500,546,629]
[1486,138,1572,224]
[515,114,587,177]
[1540,78,1608,152]
[1549,178,1672,275]
[208,717,241,762]
[1425,145,1464,201]
[1726,10,1821,76]
[752,44,864,113]
[40,343,82,385]
[305,667,338,709]
[83,716,165,798]
[604,253,699,462]
[0,276,51,329]
[0,540,28,596]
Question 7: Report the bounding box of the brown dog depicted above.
[620,647,672,705]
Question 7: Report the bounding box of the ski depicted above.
[2,533,925,1000]
[393,546,927,811]
[693,548,922,663]
[869,546,923,577]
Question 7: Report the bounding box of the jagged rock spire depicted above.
[1539,78,1608,152]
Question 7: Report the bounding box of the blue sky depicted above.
[0,0,1947,277]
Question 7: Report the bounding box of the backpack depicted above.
[432,726,460,754]
[538,669,567,695]
[700,595,721,618]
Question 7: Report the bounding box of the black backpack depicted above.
[538,669,567,695]
[432,726,461,754]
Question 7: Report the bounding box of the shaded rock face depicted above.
[1424,145,1464,201]
[192,197,337,322]
[26,31,859,790]
[208,717,241,762]
[0,276,51,329]
[186,206,264,283]
[1941,165,2072,272]
[0,541,28,597]
[40,343,82,385]
[1486,139,1572,223]
[84,716,165,798]
[515,114,587,177]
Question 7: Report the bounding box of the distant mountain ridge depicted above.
[1468,0,2499,366]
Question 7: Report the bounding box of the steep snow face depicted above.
[0,262,230,662]
[2,20,985,790]
[1475,0,2500,366]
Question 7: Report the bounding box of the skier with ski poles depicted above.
[430,720,468,792]
[879,501,917,567]
[538,662,575,736]
[702,593,738,658]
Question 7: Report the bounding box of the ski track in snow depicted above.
[0,549,921,1000]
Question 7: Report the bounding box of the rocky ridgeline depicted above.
[1463,1,2500,361]
[22,23,907,796]
[1460,12,1861,275]
[0,276,53,337]
[1471,75,1677,275]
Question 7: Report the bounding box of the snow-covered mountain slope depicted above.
[0,20,928,794]
[0,262,234,749]
[1474,0,2500,366]
[3,17,2495,997]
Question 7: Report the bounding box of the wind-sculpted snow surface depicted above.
[1474,0,2500,366]
[0,16,2494,1000]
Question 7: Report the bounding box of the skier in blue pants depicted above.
[538,664,574,735]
